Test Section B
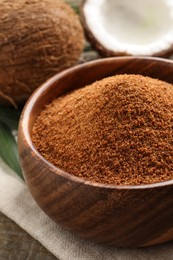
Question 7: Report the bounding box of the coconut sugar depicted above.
[32,74,173,185]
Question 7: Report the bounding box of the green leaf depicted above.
[71,4,79,14]
[0,106,21,130]
[84,45,93,52]
[0,122,23,180]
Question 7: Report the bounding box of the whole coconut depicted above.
[0,0,84,107]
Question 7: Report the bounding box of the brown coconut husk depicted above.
[0,0,84,107]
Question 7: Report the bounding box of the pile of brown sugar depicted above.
[32,74,173,185]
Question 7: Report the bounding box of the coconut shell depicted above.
[0,0,84,107]
[80,0,173,59]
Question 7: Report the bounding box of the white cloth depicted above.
[0,158,173,260]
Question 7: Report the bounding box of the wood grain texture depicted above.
[0,212,57,260]
[18,57,173,247]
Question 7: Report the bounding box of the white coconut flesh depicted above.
[83,0,173,55]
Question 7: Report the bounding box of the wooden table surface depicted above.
[0,1,99,259]
[0,212,57,260]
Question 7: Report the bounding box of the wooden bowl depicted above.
[18,57,173,247]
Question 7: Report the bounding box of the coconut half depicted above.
[81,0,173,57]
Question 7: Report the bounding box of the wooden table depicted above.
[0,212,57,260]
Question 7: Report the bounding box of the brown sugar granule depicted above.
[32,74,173,185]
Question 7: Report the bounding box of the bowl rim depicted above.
[19,56,173,190]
